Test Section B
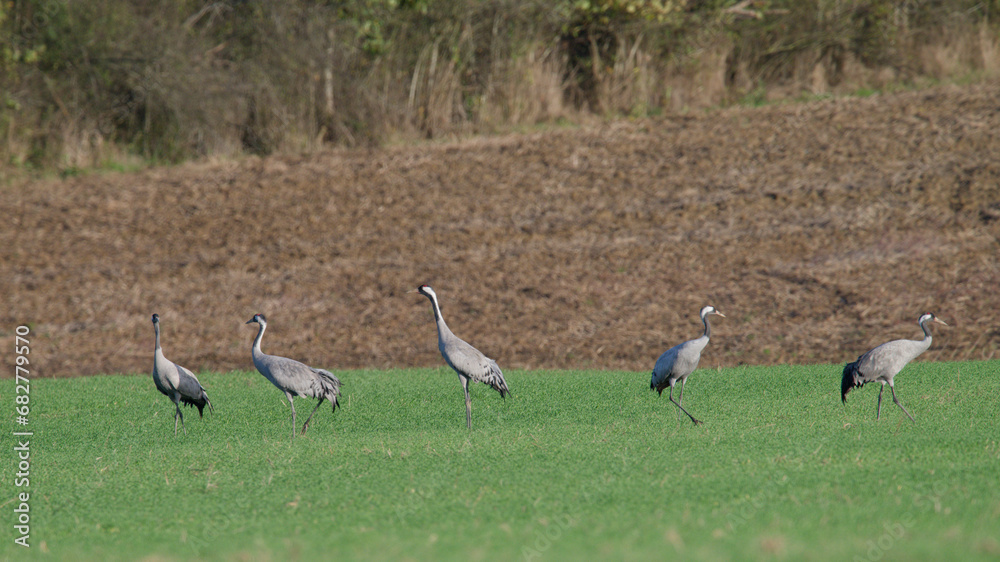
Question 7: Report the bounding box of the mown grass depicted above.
[6,361,999,561]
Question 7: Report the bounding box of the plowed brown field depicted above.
[4,83,1000,378]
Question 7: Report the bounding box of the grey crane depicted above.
[650,305,725,426]
[245,313,341,439]
[151,313,213,436]
[841,313,947,422]
[414,285,510,429]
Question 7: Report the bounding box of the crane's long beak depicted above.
[715,311,726,318]
[934,318,948,326]
[245,318,255,324]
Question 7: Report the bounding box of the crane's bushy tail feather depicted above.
[180,392,211,417]
[485,360,510,399]
[841,361,862,403]
[313,368,342,411]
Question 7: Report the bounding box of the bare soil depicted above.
[4,83,1000,378]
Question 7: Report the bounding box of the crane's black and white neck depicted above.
[917,313,944,339]
[246,313,268,354]
[152,314,169,371]
[699,305,724,340]
[153,313,163,349]
[416,284,453,340]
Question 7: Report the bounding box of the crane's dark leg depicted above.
[302,397,325,434]
[889,382,915,423]
[461,376,472,430]
[676,378,688,422]
[174,396,187,436]
[669,384,702,426]
[876,383,885,420]
[285,392,297,440]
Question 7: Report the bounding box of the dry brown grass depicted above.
[3,83,999,377]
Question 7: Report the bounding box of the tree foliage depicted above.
[1,0,996,171]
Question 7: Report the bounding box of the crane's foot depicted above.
[691,418,703,426]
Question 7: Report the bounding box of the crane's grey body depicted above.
[650,305,725,425]
[415,285,509,429]
[151,314,212,436]
[841,313,946,422]
[246,314,341,439]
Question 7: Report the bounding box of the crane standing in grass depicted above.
[245,313,341,439]
[841,313,947,422]
[650,305,725,426]
[413,284,509,429]
[151,313,213,436]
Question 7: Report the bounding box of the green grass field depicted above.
[5,361,999,561]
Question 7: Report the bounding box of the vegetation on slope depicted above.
[2,0,998,172]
